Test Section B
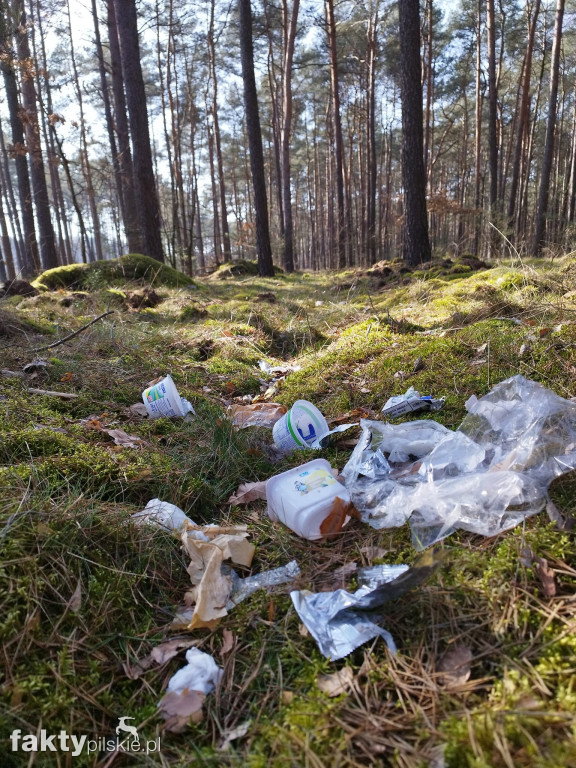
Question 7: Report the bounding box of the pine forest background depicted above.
[1,0,575,281]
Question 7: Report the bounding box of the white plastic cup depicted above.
[272,399,329,453]
[142,375,195,419]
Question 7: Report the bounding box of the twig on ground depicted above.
[27,388,78,399]
[33,310,114,351]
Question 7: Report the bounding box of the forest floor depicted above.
[1,252,576,767]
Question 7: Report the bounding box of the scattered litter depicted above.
[382,386,445,418]
[272,399,329,452]
[344,376,576,548]
[316,667,354,697]
[227,481,267,505]
[291,550,441,660]
[258,360,301,376]
[132,499,194,531]
[179,524,255,629]
[229,402,287,429]
[226,560,300,608]
[158,647,223,731]
[142,374,195,419]
[267,459,352,540]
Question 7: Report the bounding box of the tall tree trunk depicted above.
[366,4,378,265]
[0,2,38,276]
[280,0,299,273]
[15,4,58,270]
[398,0,431,267]
[112,0,164,261]
[325,0,347,269]
[532,0,564,256]
[237,0,274,277]
[486,0,499,221]
[92,0,125,247]
[507,0,540,230]
[106,0,140,253]
[473,0,483,256]
[207,0,230,262]
[67,0,103,262]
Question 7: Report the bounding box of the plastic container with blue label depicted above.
[266,458,351,540]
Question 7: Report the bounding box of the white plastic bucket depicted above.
[272,399,329,452]
[142,375,195,419]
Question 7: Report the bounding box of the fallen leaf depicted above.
[281,690,294,704]
[227,481,267,505]
[220,629,235,657]
[229,402,287,429]
[67,581,82,613]
[60,372,74,382]
[126,403,149,417]
[151,638,198,666]
[319,497,352,539]
[317,667,354,697]
[539,327,551,337]
[102,428,146,448]
[159,690,205,732]
[218,721,251,751]
[437,644,473,689]
[534,557,557,597]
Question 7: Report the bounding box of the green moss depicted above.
[33,254,192,290]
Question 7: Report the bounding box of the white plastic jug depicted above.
[266,458,351,540]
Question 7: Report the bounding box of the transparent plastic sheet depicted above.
[225,560,301,609]
[343,376,576,547]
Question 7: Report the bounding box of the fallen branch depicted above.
[34,310,114,351]
[27,388,78,399]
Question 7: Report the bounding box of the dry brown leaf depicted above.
[126,403,149,417]
[437,644,473,689]
[159,690,205,732]
[229,402,287,429]
[102,428,146,448]
[317,667,355,697]
[220,629,235,657]
[67,581,82,613]
[60,372,74,382]
[227,481,267,505]
[534,557,557,597]
[150,638,198,665]
[319,497,351,539]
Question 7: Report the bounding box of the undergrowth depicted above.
[1,254,576,766]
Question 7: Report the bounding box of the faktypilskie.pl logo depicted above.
[10,717,161,756]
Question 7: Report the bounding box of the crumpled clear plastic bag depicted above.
[343,376,576,546]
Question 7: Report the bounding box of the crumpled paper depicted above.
[180,525,255,629]
[158,647,223,731]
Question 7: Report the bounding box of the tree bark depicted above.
[398,0,431,267]
[237,0,274,277]
[532,0,564,256]
[15,3,58,270]
[112,0,164,261]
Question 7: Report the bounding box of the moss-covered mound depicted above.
[33,253,192,290]
[209,259,283,279]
